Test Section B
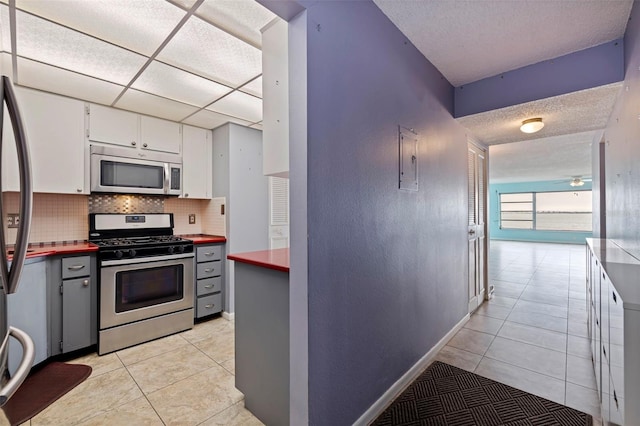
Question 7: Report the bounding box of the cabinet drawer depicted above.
[197,277,222,296]
[196,293,222,317]
[197,261,221,279]
[197,245,222,262]
[62,256,91,279]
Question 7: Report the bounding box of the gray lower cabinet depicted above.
[48,254,97,355]
[7,258,48,373]
[195,244,225,318]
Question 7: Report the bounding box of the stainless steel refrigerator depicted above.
[0,75,34,406]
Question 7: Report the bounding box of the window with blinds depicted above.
[499,191,593,232]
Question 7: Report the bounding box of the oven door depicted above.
[100,253,194,329]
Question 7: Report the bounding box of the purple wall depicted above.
[304,1,469,423]
[454,40,625,117]
[602,2,640,258]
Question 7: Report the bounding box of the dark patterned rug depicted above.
[372,361,592,426]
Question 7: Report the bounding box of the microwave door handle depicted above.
[163,163,170,195]
[1,76,33,294]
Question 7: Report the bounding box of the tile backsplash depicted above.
[2,193,226,244]
[3,193,88,244]
[88,194,164,214]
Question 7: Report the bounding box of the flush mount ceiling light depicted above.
[520,117,544,134]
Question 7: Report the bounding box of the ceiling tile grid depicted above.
[0,0,278,130]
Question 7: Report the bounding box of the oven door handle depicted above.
[101,252,194,267]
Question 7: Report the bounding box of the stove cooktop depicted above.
[94,235,194,261]
[94,235,191,248]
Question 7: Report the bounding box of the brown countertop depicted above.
[227,248,289,272]
[8,241,99,261]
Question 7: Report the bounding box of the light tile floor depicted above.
[436,240,602,422]
[13,317,264,426]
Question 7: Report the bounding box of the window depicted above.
[500,193,533,229]
[500,191,592,232]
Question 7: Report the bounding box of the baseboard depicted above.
[353,313,470,426]
[222,311,235,321]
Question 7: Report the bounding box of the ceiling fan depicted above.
[568,176,592,187]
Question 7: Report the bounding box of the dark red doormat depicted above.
[2,362,92,426]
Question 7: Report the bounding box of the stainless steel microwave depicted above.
[90,145,182,196]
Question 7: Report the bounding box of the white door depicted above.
[468,142,487,313]
[269,177,290,249]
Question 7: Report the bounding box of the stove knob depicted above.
[128,249,137,258]
[177,245,185,253]
[168,246,175,254]
[115,250,123,259]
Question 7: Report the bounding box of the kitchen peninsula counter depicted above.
[228,248,289,426]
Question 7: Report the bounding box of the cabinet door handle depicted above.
[82,279,89,287]
[204,284,214,289]
[67,265,85,271]
[204,304,215,309]
[143,143,148,148]
[612,291,617,304]
[131,141,136,146]
[204,268,214,273]
[614,390,618,408]
[204,252,214,256]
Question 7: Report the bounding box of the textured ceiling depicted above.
[489,132,596,184]
[373,0,633,87]
[457,83,623,146]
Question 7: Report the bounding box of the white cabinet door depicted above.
[262,19,289,177]
[140,115,182,154]
[182,125,211,199]
[2,87,86,194]
[88,104,139,149]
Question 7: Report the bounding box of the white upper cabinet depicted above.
[182,125,211,199]
[262,19,289,178]
[87,104,139,149]
[88,105,181,154]
[2,87,86,194]
[140,115,182,154]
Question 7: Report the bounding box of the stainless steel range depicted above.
[89,213,194,355]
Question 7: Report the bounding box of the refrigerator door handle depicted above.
[1,76,33,295]
[0,326,35,406]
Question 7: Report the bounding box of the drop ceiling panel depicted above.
[206,90,262,123]
[17,57,123,105]
[240,75,262,98]
[132,60,233,107]
[15,10,147,85]
[182,108,251,129]
[194,0,277,48]
[15,0,186,56]
[157,15,261,88]
[115,89,199,122]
